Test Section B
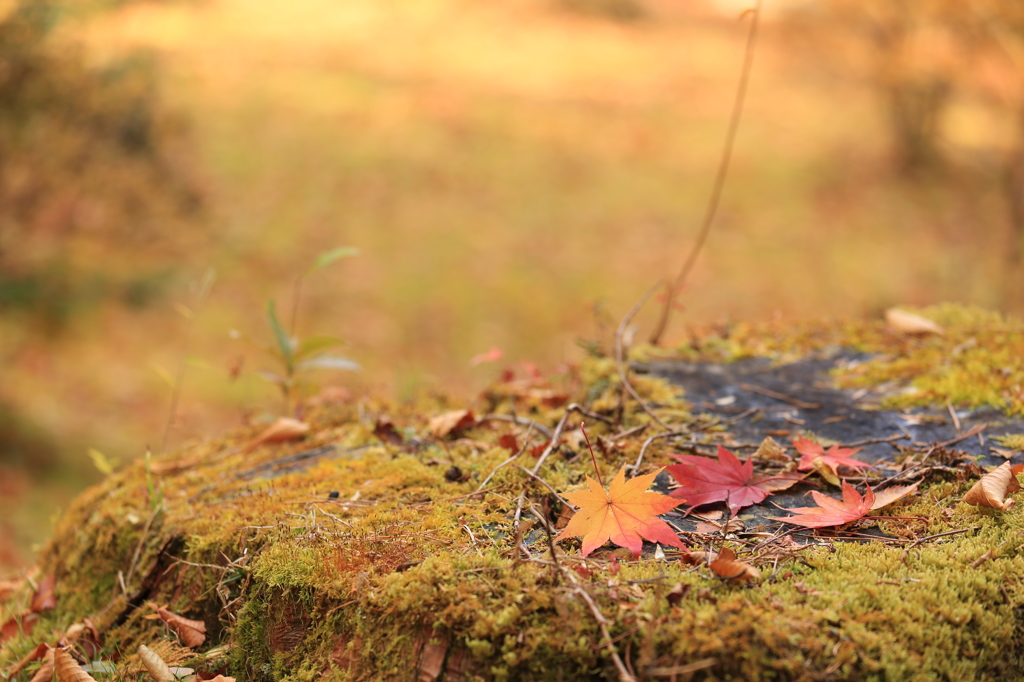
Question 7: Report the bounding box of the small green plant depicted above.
[243,247,361,411]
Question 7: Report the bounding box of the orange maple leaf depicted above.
[555,465,685,557]
[768,481,875,528]
[793,436,874,478]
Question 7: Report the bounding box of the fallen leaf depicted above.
[709,547,761,582]
[555,465,685,557]
[667,446,805,511]
[963,462,1022,512]
[869,482,920,510]
[7,642,50,678]
[373,417,404,446]
[244,418,309,453]
[695,517,745,534]
[138,644,175,682]
[30,575,56,613]
[769,481,875,529]
[154,607,207,648]
[666,583,690,606]
[203,677,236,682]
[885,308,944,335]
[498,434,518,453]
[26,647,54,682]
[679,550,718,565]
[752,437,790,463]
[469,347,503,366]
[428,410,476,439]
[55,647,98,682]
[793,437,874,479]
[0,612,38,644]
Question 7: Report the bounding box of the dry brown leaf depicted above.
[708,547,761,582]
[204,677,236,682]
[992,447,1018,460]
[885,308,944,335]
[695,518,746,534]
[963,462,1021,511]
[244,418,310,453]
[428,410,476,439]
[869,481,920,510]
[417,629,449,682]
[29,575,56,613]
[679,550,718,565]
[54,648,97,682]
[753,436,790,463]
[8,642,50,678]
[26,648,54,682]
[154,607,207,648]
[138,644,175,682]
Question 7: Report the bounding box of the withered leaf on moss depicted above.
[963,462,1023,511]
[428,409,476,438]
[151,606,207,649]
[708,547,760,582]
[55,647,98,682]
[244,417,309,453]
[138,644,175,682]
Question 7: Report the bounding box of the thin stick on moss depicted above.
[531,403,593,475]
[631,430,691,473]
[564,569,637,682]
[616,282,673,430]
[969,529,1024,569]
[479,414,554,438]
[475,424,534,494]
[648,0,763,345]
[515,466,573,509]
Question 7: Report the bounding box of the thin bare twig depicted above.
[531,404,597,475]
[631,431,691,473]
[516,466,573,509]
[475,424,535,494]
[649,0,763,345]
[902,527,979,556]
[616,283,673,430]
[479,414,554,439]
[738,383,820,410]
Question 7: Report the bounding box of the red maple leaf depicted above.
[555,465,685,557]
[793,436,874,478]
[667,446,805,511]
[768,480,875,528]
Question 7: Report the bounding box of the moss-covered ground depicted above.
[2,304,1024,681]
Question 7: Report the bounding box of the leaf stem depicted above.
[580,422,603,487]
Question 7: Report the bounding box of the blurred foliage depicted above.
[0,0,203,469]
[785,1,1024,259]
[0,0,201,332]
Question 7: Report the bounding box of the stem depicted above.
[580,422,603,487]
[649,0,763,345]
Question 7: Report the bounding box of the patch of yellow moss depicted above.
[664,303,1024,416]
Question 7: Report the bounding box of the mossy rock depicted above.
[3,304,1024,681]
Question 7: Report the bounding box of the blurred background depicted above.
[2,0,1024,568]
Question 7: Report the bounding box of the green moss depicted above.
[3,312,1024,680]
